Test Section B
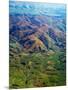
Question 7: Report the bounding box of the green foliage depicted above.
[9,51,66,88]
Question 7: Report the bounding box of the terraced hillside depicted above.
[9,1,66,89]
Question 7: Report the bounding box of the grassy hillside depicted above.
[9,50,66,88]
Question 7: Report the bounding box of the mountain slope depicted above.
[9,14,66,52]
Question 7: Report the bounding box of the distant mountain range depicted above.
[9,1,66,17]
[9,1,66,53]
